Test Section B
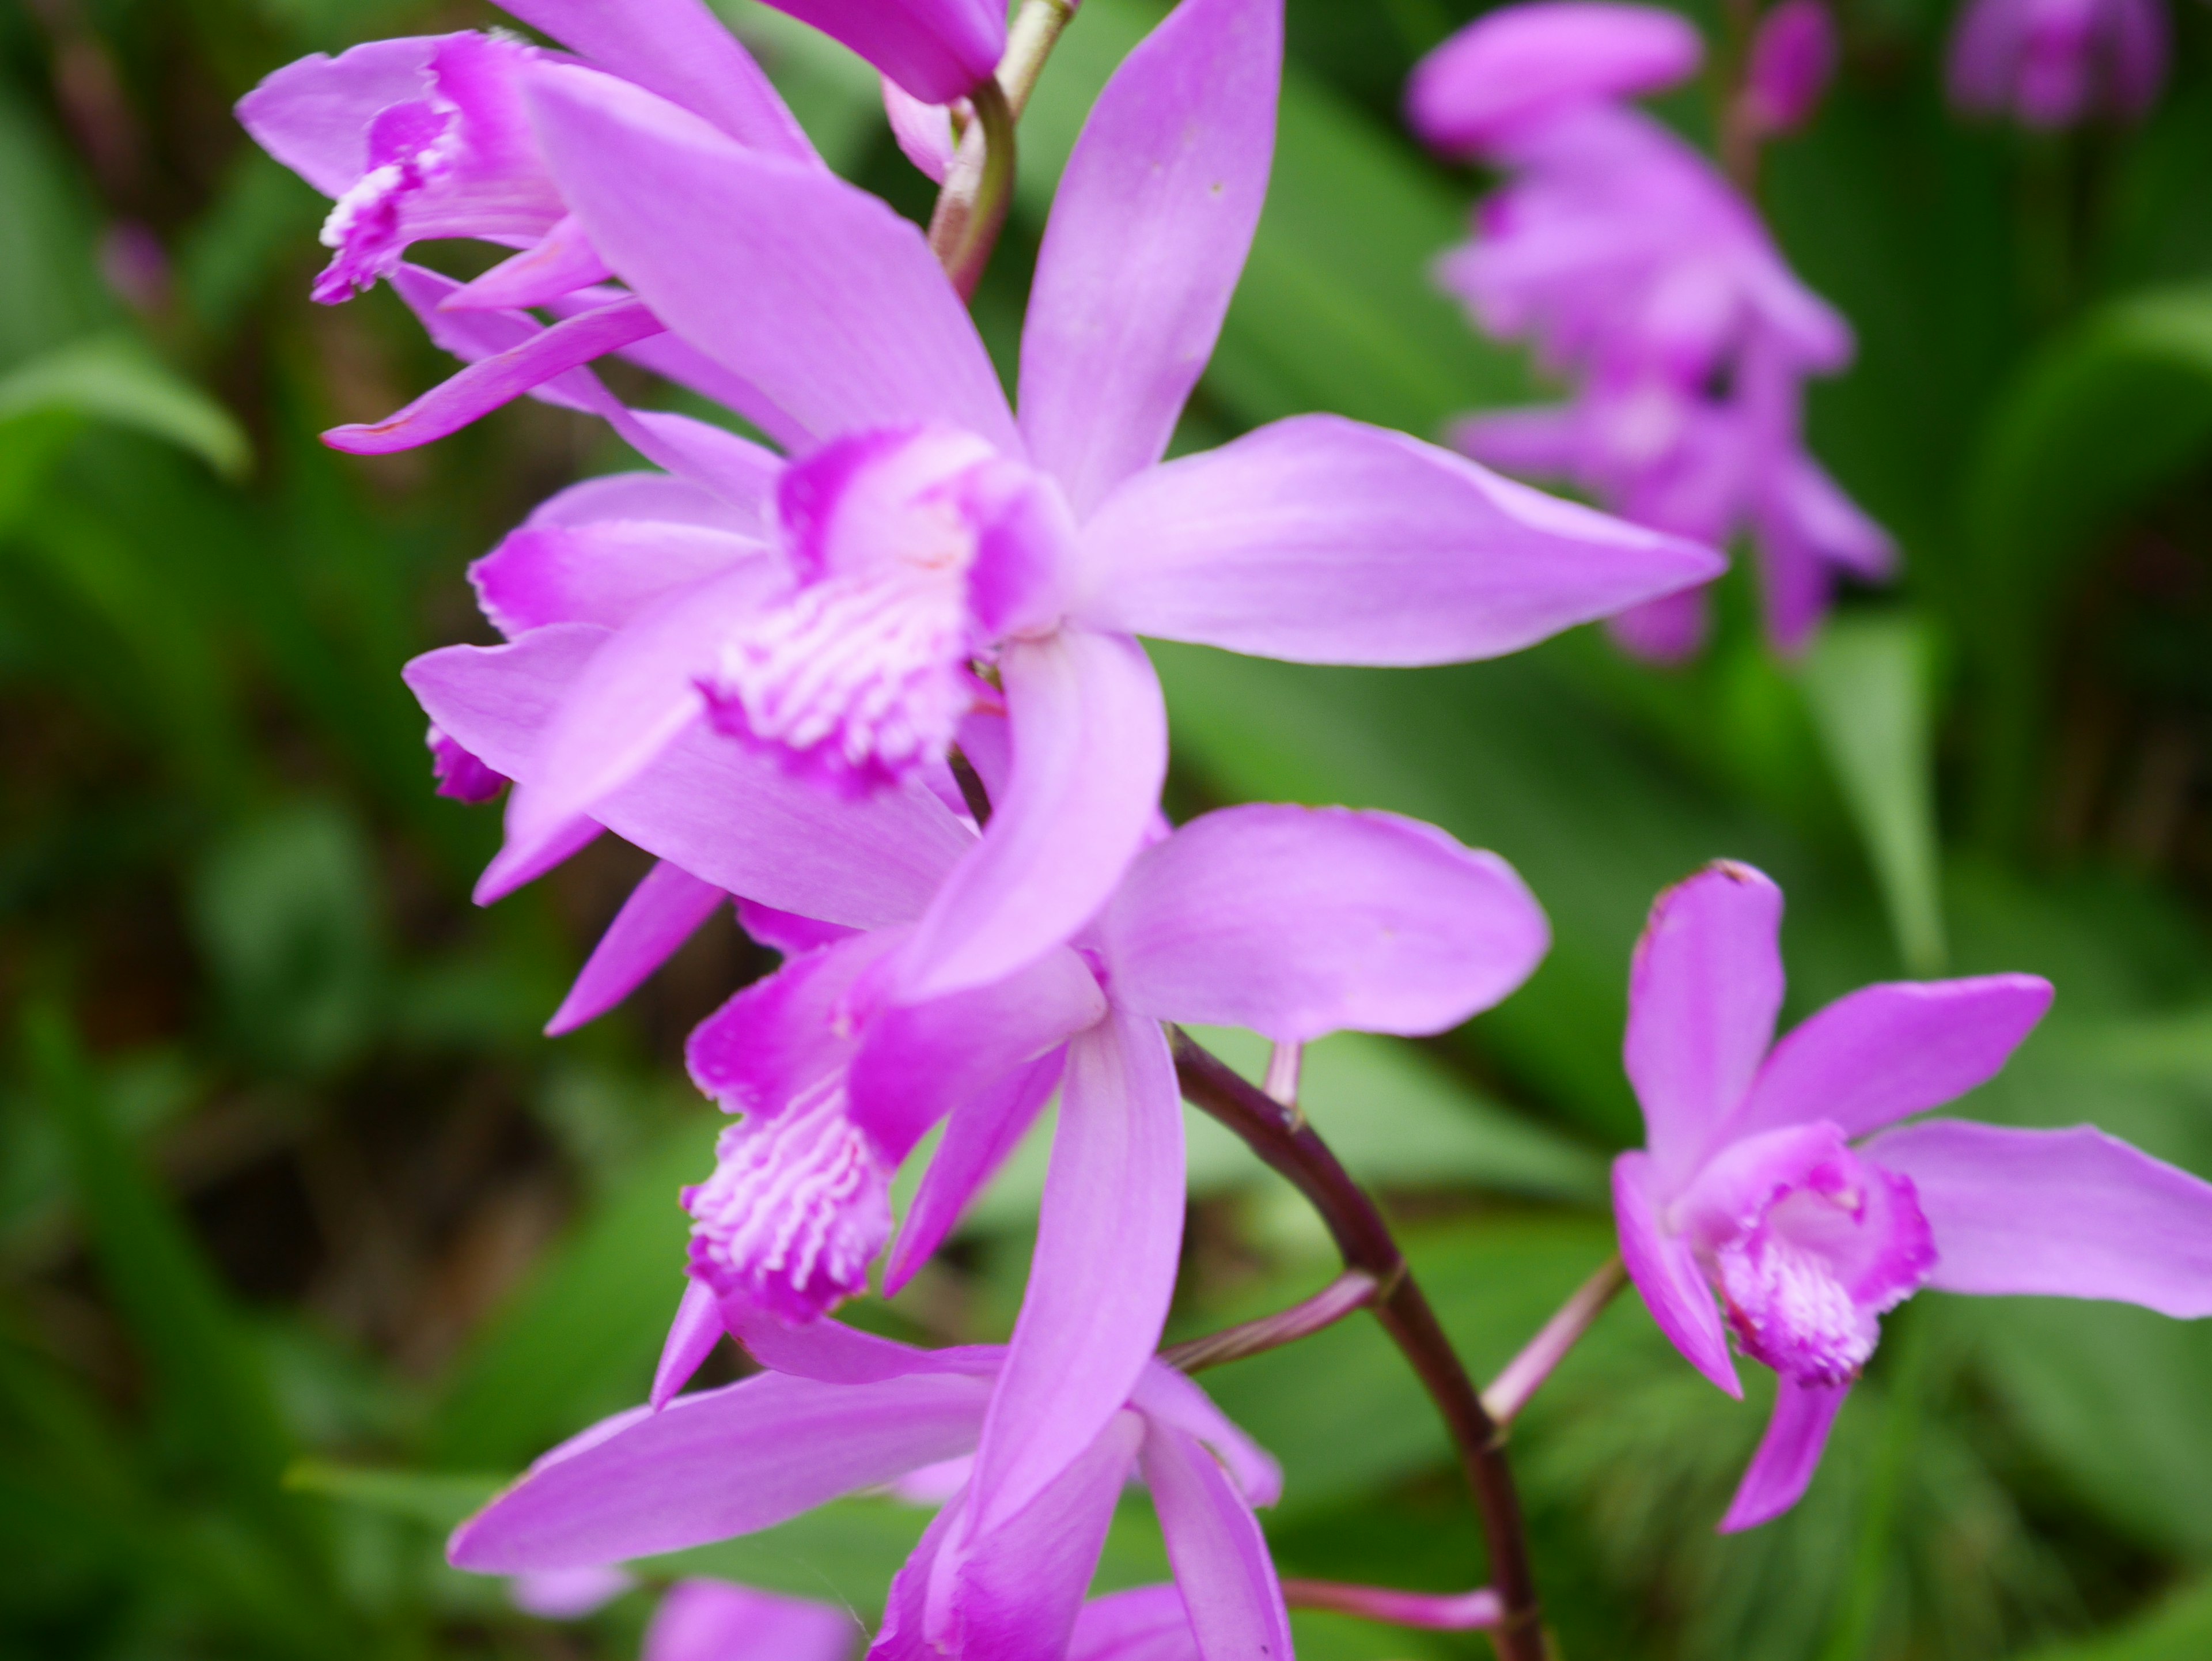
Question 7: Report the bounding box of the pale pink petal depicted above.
[644,1579,855,1661]
[1139,1422,1294,1661]
[404,623,608,780]
[1100,804,1547,1041]
[968,1005,1184,1534]
[546,860,725,1035]
[1626,861,1786,1190]
[885,1051,1065,1296]
[1019,0,1281,517]
[474,521,764,637]
[448,1368,994,1571]
[1077,415,1722,664]
[236,36,444,198]
[525,63,1018,453]
[1127,1365,1283,1508]
[499,0,818,160]
[897,630,1167,1000]
[759,0,1005,104]
[1724,975,2053,1145]
[650,1277,726,1410]
[1717,1377,1849,1532]
[1071,1587,1199,1661]
[443,214,613,310]
[1865,1120,2212,1315]
[883,77,957,184]
[1613,1152,1740,1397]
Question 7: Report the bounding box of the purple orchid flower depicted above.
[236,0,815,308]
[1948,0,2167,128]
[757,0,1011,105]
[1738,0,1839,138]
[1615,861,2212,1531]
[449,1319,1292,1661]
[644,1578,858,1661]
[1409,2,1889,657]
[354,0,1713,1005]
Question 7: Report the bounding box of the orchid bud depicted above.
[1740,0,1839,137]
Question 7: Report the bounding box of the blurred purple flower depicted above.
[450,1322,1289,1661]
[644,1579,855,1661]
[1949,0,2168,127]
[1615,861,2212,1530]
[1738,0,1839,137]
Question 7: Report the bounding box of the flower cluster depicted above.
[1407,1,1891,659]
[238,0,2212,1651]
[1949,0,2168,127]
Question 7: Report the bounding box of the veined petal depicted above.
[446,1368,994,1571]
[442,213,613,310]
[498,0,817,160]
[643,1579,855,1661]
[547,859,725,1034]
[1723,975,2054,1146]
[898,630,1167,1000]
[1100,804,1548,1041]
[1717,1376,1849,1532]
[1076,415,1721,663]
[885,1050,1064,1297]
[1139,1421,1294,1661]
[1865,1120,2212,1315]
[1627,861,1785,1190]
[236,36,446,198]
[1127,1365,1282,1508]
[1019,0,1281,517]
[760,0,1006,105]
[1613,1152,1740,1397]
[526,63,1017,452]
[1071,1586,1200,1661]
[968,1004,1184,1534]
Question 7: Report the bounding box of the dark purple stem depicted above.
[1171,1030,1548,1661]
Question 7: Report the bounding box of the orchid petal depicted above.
[1100,804,1548,1042]
[1613,1152,1740,1397]
[526,64,1017,453]
[899,630,1166,999]
[1139,1421,1294,1661]
[236,36,444,198]
[498,0,817,160]
[882,78,957,184]
[324,297,664,454]
[758,0,1005,105]
[1019,0,1281,517]
[721,1306,999,1384]
[1725,974,2052,1145]
[686,930,902,1117]
[650,1277,726,1410]
[847,945,1104,1157]
[736,899,860,957]
[1626,861,1785,1189]
[969,1004,1184,1533]
[643,1578,855,1661]
[1717,1376,1849,1532]
[442,214,613,311]
[1865,1121,2212,1315]
[1077,415,1721,662]
[547,860,725,1034]
[474,520,766,638]
[1127,1364,1283,1508]
[404,623,607,781]
[1071,1587,1200,1661]
[446,1368,994,1571]
[885,1051,1064,1297]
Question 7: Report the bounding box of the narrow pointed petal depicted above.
[737,898,859,957]
[847,945,1104,1156]
[1020,0,1281,517]
[472,501,766,637]
[759,0,1005,104]
[1865,1120,2212,1315]
[645,1579,855,1661]
[883,77,957,184]
[1613,1152,1740,1397]
[404,624,609,781]
[447,1369,994,1571]
[969,1005,1184,1533]
[499,0,817,160]
[1139,1422,1294,1661]
[1071,1587,1200,1661]
[721,1307,999,1384]
[1127,1365,1282,1508]
[546,860,725,1034]
[1717,1377,1849,1532]
[236,36,444,196]
[899,630,1167,1000]
[1100,804,1547,1042]
[886,1051,1064,1297]
[1077,415,1722,663]
[527,64,1017,452]
[650,1277,726,1410]
[324,297,663,453]
[1627,861,1786,1189]
[442,214,613,310]
[1724,975,2052,1145]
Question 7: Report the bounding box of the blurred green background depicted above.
[6,0,2212,1656]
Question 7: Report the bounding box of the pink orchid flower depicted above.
[451,1321,1291,1661]
[361,0,1712,1006]
[1616,861,2212,1530]
[757,0,1011,105]
[1949,0,2168,128]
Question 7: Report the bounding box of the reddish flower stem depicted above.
[1171,1031,1549,1661]
[1482,1254,1626,1425]
[1160,1269,1379,1372]
[927,0,1075,296]
[1282,1577,1505,1631]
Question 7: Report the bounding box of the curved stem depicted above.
[1161,1269,1377,1372]
[1482,1254,1625,1425]
[927,77,1018,298]
[1171,1031,1548,1661]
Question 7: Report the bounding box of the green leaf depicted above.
[1798,611,1948,974]
[2011,1581,2212,1661]
[282,1462,502,1533]
[0,335,250,480]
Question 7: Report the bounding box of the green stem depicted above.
[927,77,1018,298]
